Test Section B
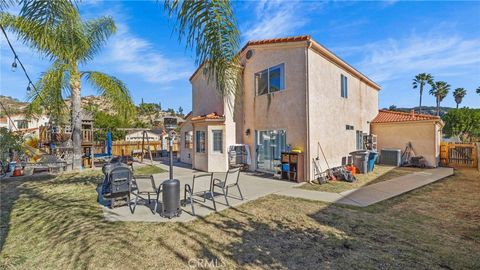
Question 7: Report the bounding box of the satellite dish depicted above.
[246,49,254,60]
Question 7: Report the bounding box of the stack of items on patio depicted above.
[310,139,379,185]
[228,144,251,170]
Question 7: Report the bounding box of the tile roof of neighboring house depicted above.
[0,117,7,123]
[191,112,224,121]
[372,110,442,124]
[189,35,380,90]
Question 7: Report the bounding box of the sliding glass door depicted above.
[256,130,286,172]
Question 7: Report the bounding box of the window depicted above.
[341,74,348,98]
[15,120,28,129]
[255,63,285,95]
[195,131,206,153]
[212,130,223,153]
[184,131,193,149]
[356,130,364,150]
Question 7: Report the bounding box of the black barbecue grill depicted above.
[107,166,132,208]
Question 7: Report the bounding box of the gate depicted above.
[440,142,478,168]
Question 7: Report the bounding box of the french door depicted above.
[256,130,287,172]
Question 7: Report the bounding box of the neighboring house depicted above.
[125,130,162,142]
[188,35,380,179]
[2,113,50,135]
[371,110,444,167]
[179,112,193,164]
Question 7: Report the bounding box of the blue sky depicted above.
[1,0,479,113]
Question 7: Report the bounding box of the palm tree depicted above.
[412,73,434,113]
[1,0,240,169]
[429,81,450,116]
[1,2,135,170]
[453,88,467,109]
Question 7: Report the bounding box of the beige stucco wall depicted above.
[307,47,379,180]
[371,121,441,167]
[179,117,193,164]
[240,43,308,171]
[191,73,224,117]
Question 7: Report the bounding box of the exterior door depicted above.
[256,130,286,172]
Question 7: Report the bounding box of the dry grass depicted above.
[298,165,424,193]
[1,169,479,269]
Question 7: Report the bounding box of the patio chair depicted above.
[213,168,243,206]
[130,175,160,214]
[182,173,216,216]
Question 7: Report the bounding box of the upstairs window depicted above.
[196,131,206,153]
[212,130,223,153]
[15,120,28,129]
[255,63,285,95]
[341,74,348,98]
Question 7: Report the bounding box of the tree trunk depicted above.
[456,103,459,109]
[70,71,83,170]
[419,86,423,113]
[436,97,440,116]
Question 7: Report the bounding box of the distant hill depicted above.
[0,95,29,117]
[0,95,184,128]
[382,106,452,117]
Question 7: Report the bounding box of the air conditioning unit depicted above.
[380,148,401,166]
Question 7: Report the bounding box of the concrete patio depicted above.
[99,162,298,222]
[99,161,454,222]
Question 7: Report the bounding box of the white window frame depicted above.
[212,130,223,153]
[196,131,206,153]
[255,63,285,96]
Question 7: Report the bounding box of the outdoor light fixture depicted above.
[11,57,17,72]
[26,83,31,92]
[164,117,178,180]
[245,128,251,136]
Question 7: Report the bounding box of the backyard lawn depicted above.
[299,165,424,193]
[1,169,479,269]
[133,165,167,176]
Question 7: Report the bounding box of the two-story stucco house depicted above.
[180,35,381,181]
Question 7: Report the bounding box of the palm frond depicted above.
[19,0,79,28]
[81,16,116,61]
[0,12,60,59]
[164,0,241,99]
[26,61,70,122]
[82,71,135,119]
[0,0,18,11]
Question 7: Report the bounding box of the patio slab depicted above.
[100,162,297,222]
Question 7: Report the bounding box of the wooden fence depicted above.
[440,142,478,168]
[93,140,179,157]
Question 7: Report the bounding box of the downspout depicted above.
[305,40,312,181]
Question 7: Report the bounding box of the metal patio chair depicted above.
[182,173,216,216]
[213,168,243,206]
[130,175,160,214]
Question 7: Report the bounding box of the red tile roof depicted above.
[239,35,311,53]
[191,112,224,121]
[372,110,441,124]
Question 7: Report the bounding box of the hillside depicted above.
[0,95,29,117]
[382,106,452,117]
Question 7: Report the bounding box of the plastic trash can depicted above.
[349,150,369,174]
[368,151,378,172]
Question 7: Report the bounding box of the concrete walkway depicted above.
[276,167,454,207]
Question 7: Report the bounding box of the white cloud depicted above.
[97,23,193,84]
[336,33,480,83]
[241,0,314,42]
